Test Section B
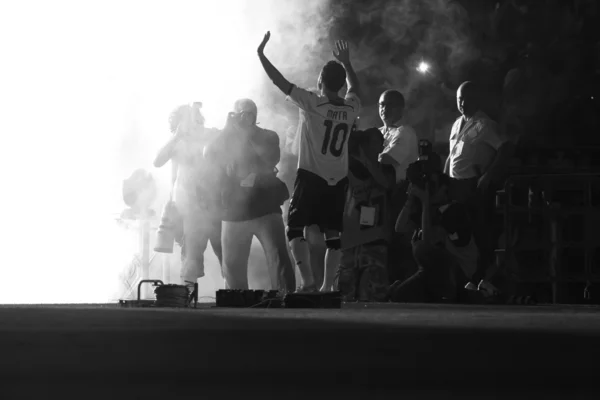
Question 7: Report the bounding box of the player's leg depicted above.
[179,208,210,287]
[208,217,223,270]
[320,177,348,292]
[306,225,326,289]
[221,220,253,290]
[287,170,318,292]
[254,212,296,293]
[322,229,342,292]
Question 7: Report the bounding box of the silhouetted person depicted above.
[444,81,511,295]
[153,103,222,290]
[205,99,295,292]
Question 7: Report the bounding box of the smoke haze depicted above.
[335,0,481,140]
[0,0,482,303]
[0,0,333,303]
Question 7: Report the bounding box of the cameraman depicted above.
[389,143,478,303]
[204,99,295,292]
[153,102,222,289]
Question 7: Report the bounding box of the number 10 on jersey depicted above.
[321,120,349,157]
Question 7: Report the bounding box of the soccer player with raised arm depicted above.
[258,31,362,292]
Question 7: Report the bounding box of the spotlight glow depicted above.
[417,61,430,74]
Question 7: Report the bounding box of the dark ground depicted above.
[1,302,600,399]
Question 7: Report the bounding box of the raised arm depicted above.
[153,123,186,168]
[395,194,418,234]
[333,40,361,100]
[257,31,294,96]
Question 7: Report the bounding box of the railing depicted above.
[495,173,600,303]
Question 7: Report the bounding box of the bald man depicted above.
[445,81,511,296]
[377,90,420,285]
[378,90,419,184]
[205,99,296,292]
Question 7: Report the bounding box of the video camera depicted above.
[405,139,441,189]
[226,111,244,125]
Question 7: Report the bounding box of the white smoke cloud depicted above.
[0,0,332,303]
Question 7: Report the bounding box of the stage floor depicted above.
[2,302,600,399]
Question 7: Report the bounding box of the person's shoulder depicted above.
[474,112,498,130]
[344,91,360,102]
[255,127,279,142]
[451,116,463,129]
[398,125,417,136]
[204,127,221,139]
[256,126,277,136]
[344,92,361,110]
[393,125,417,142]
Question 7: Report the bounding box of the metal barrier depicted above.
[496,173,600,303]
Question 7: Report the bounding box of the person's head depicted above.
[456,81,480,118]
[378,90,405,126]
[233,98,258,128]
[317,61,346,94]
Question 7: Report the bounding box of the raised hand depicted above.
[332,40,350,64]
[408,183,427,201]
[258,31,271,55]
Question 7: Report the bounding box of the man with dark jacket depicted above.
[205,99,295,292]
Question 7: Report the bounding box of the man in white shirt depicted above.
[445,81,512,295]
[377,90,419,184]
[377,90,419,286]
[258,32,361,292]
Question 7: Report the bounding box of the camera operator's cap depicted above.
[233,98,258,117]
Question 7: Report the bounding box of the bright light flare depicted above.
[417,61,430,74]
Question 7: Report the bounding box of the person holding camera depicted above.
[389,146,478,303]
[338,128,396,302]
[153,102,223,290]
[445,81,512,295]
[204,99,295,292]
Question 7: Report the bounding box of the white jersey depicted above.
[287,86,361,185]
